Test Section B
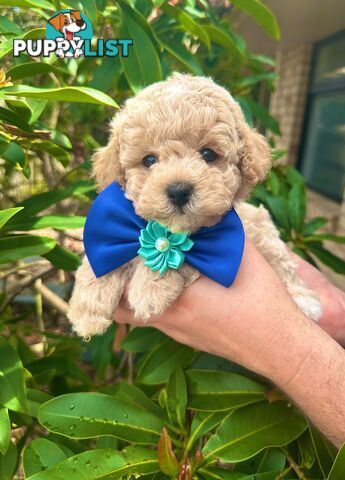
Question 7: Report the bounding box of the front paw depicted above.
[67,305,112,338]
[128,288,167,322]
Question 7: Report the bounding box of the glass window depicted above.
[300,30,345,203]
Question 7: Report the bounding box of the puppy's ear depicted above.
[48,14,63,31]
[92,115,125,190]
[238,122,271,188]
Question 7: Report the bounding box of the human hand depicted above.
[114,241,314,383]
[292,253,345,346]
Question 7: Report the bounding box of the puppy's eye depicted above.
[142,154,157,168]
[200,148,218,163]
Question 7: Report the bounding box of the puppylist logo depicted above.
[13,9,133,59]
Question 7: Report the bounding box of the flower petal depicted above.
[150,221,168,239]
[140,229,155,244]
[168,232,188,245]
[138,246,159,260]
[167,248,185,269]
[179,237,194,252]
[146,253,165,271]
[159,257,168,275]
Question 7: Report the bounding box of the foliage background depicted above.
[0,0,345,479]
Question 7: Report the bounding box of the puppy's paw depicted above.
[67,307,111,339]
[291,287,323,321]
[128,289,166,323]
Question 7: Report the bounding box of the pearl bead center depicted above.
[155,237,170,252]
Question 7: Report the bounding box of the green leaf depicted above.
[286,166,304,186]
[89,57,122,92]
[29,141,71,167]
[0,408,10,455]
[230,0,280,39]
[307,244,345,274]
[121,326,167,352]
[0,16,22,34]
[204,25,243,58]
[4,85,118,108]
[26,389,53,418]
[0,207,23,230]
[265,196,290,233]
[0,28,45,60]
[202,401,307,463]
[288,182,306,232]
[38,392,165,444]
[166,367,187,431]
[88,323,116,379]
[43,244,81,271]
[236,71,277,88]
[157,428,180,476]
[23,438,67,478]
[267,170,280,196]
[113,382,168,422]
[0,235,56,264]
[12,181,95,219]
[242,97,280,135]
[118,0,162,92]
[162,39,204,75]
[162,3,210,49]
[0,443,17,480]
[304,233,345,244]
[186,369,266,411]
[309,424,336,477]
[6,62,68,81]
[8,214,85,232]
[0,0,54,8]
[0,337,27,413]
[137,338,197,385]
[327,442,345,480]
[187,411,226,451]
[301,217,328,236]
[298,430,316,469]
[0,142,26,168]
[26,447,159,480]
[0,106,33,131]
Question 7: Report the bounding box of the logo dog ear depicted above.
[92,113,125,190]
[71,10,82,21]
[48,13,64,31]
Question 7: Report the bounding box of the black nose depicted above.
[166,183,193,207]
[76,19,84,27]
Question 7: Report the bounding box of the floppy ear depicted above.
[48,14,63,31]
[92,115,125,190]
[239,123,271,187]
[72,10,82,20]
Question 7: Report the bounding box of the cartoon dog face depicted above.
[93,74,271,233]
[48,10,86,40]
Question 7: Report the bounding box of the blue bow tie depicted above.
[84,182,245,288]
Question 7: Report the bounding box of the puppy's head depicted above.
[48,10,85,34]
[93,74,271,232]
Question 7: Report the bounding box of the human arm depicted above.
[114,241,345,447]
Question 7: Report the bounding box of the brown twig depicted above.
[282,448,307,480]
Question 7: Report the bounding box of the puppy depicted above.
[68,74,322,338]
[48,10,86,58]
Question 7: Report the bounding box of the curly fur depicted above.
[68,74,322,338]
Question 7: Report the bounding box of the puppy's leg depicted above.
[237,202,322,321]
[128,259,193,321]
[67,256,128,338]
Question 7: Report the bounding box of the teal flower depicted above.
[138,221,194,275]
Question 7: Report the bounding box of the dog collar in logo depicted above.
[84,182,245,288]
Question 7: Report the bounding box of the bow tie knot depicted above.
[84,182,245,288]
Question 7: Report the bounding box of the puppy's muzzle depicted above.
[166,182,193,208]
